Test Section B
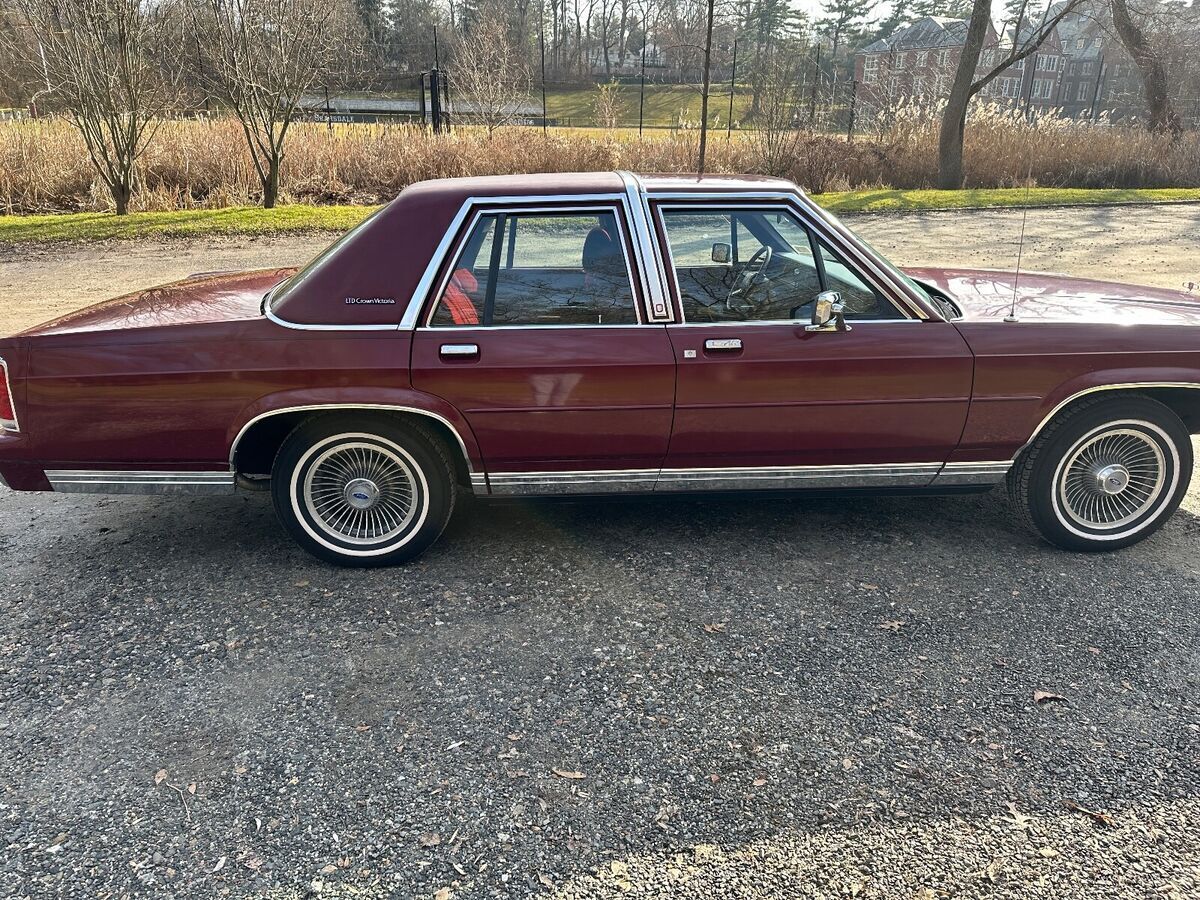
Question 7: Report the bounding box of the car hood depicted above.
[18,268,297,337]
[904,266,1200,326]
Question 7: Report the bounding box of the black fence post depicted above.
[639,40,647,136]
[1090,54,1106,122]
[429,69,443,134]
[540,21,548,132]
[847,79,857,141]
[418,73,427,128]
[726,38,737,140]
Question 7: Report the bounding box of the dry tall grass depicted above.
[2,105,1197,214]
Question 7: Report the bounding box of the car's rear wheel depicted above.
[271,414,457,566]
[1008,395,1192,551]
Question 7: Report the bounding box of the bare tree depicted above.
[697,0,716,173]
[1109,0,1180,136]
[3,0,179,214]
[192,0,356,209]
[593,78,623,127]
[747,54,803,174]
[937,0,1085,188]
[451,9,533,135]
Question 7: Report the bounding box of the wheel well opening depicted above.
[232,409,473,487]
[1045,388,1200,436]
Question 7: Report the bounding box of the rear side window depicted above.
[429,210,639,327]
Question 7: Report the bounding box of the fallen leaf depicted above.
[187,783,197,795]
[553,768,585,780]
[294,580,310,588]
[703,622,726,634]
[354,723,370,733]
[1033,690,1067,704]
[1038,847,1059,859]
[1063,798,1115,828]
[1004,802,1033,831]
[320,864,337,874]
[212,856,227,874]
[434,889,452,900]
[154,769,168,786]
[418,832,441,848]
[507,733,522,741]
[708,773,720,783]
[879,620,905,632]
[860,583,880,591]
[539,874,555,888]
[752,777,767,787]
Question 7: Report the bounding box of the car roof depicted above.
[399,171,802,203]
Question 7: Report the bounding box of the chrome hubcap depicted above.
[303,442,419,545]
[1059,428,1165,530]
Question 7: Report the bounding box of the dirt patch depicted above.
[2,204,1198,336]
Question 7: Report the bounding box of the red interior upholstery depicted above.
[443,268,480,325]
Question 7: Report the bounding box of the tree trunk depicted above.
[111,180,132,216]
[697,0,716,175]
[936,0,992,189]
[263,156,280,209]
[1110,0,1181,137]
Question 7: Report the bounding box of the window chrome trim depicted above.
[228,404,477,475]
[422,202,644,329]
[653,201,917,325]
[1020,382,1200,454]
[618,171,673,322]
[0,355,18,432]
[402,192,630,330]
[46,470,235,495]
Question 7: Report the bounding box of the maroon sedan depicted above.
[2,172,1198,565]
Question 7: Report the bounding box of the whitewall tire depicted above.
[272,414,457,566]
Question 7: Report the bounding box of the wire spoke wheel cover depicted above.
[1052,420,1176,538]
[291,433,430,555]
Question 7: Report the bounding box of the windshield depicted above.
[264,206,386,312]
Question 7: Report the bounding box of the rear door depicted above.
[410,204,676,492]
[655,203,974,488]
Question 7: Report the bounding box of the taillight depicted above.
[0,356,17,431]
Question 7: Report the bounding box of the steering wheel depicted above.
[726,245,773,311]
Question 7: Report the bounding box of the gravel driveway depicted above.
[1,204,1199,899]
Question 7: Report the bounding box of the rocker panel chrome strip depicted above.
[483,462,945,495]
[931,460,1013,486]
[47,470,236,495]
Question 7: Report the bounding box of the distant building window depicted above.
[915,50,928,66]
[893,52,906,70]
[1076,38,1085,49]
[981,49,994,66]
[1077,81,1090,101]
[1032,78,1054,99]
[913,74,926,95]
[1081,61,1093,75]
[938,49,950,67]
[1012,58,1025,70]
[1095,38,1103,49]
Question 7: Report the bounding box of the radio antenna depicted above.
[1006,138,1035,323]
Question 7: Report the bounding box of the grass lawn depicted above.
[3,187,1199,246]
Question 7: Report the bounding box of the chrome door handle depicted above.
[439,343,479,357]
[704,338,742,351]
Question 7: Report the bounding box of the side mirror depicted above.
[805,290,851,333]
[711,242,731,264]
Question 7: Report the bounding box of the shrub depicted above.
[1,107,1197,215]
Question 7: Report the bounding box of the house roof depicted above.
[861,16,973,53]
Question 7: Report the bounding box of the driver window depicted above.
[659,207,903,323]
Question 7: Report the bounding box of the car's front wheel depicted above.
[271,414,457,566]
[1008,394,1192,551]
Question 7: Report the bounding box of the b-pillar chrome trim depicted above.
[616,171,673,322]
[46,470,236,495]
[479,460,1013,496]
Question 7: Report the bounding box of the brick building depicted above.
[854,9,1143,121]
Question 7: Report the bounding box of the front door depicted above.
[411,205,675,492]
[655,203,974,489]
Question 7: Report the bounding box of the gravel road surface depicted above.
[1,204,1198,899]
